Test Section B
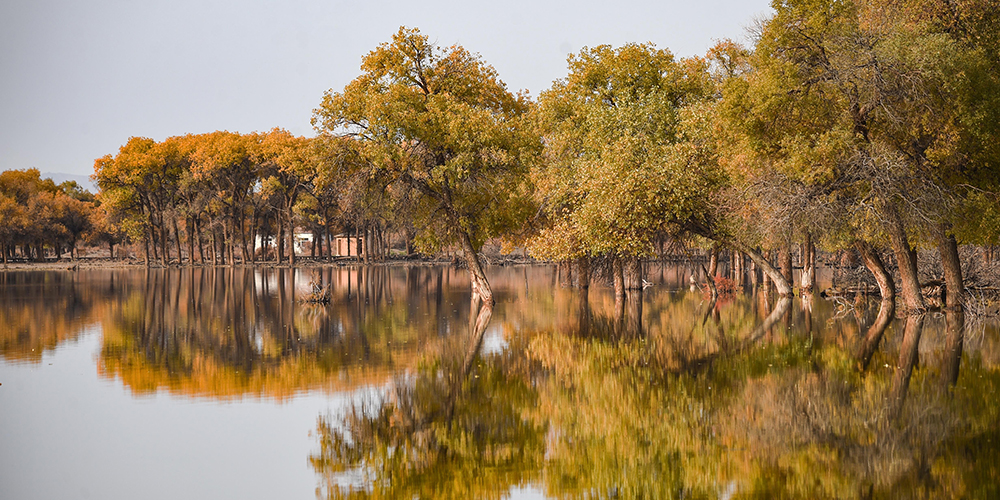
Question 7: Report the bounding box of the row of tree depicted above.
[310,0,1000,314]
[0,169,98,263]
[91,129,411,267]
[21,0,995,314]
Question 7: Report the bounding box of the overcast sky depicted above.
[0,0,773,179]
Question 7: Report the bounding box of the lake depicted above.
[1,264,998,499]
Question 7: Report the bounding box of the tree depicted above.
[734,0,1000,310]
[313,27,538,306]
[254,129,316,265]
[531,43,723,291]
[189,131,257,265]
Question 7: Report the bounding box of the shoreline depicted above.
[0,255,544,271]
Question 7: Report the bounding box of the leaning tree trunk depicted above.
[732,243,793,296]
[855,240,895,301]
[884,205,925,312]
[457,229,494,307]
[708,244,719,278]
[172,217,182,265]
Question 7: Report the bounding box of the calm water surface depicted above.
[1,265,998,499]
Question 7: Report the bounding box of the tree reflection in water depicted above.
[313,288,1000,499]
[2,266,997,497]
[97,266,473,399]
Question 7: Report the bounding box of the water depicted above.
[1,265,998,499]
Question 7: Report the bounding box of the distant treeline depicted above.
[4,0,998,313]
[0,169,98,263]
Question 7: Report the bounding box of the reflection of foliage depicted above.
[97,267,466,399]
[0,271,106,362]
[312,336,545,500]
[316,292,1000,498]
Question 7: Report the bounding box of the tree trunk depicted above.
[733,244,793,296]
[159,213,168,266]
[575,255,590,289]
[172,217,182,265]
[779,243,793,287]
[287,202,296,266]
[800,233,816,296]
[708,244,719,278]
[855,240,895,300]
[143,229,151,267]
[187,217,196,266]
[239,210,250,264]
[405,228,414,255]
[613,257,625,299]
[195,218,205,264]
[884,206,924,312]
[225,220,236,266]
[277,214,285,264]
[209,227,218,266]
[935,225,964,310]
[363,225,371,265]
[761,250,772,292]
[624,257,643,290]
[355,226,363,263]
[457,229,493,307]
[733,251,743,287]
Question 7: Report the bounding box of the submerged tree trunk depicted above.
[575,255,590,289]
[856,240,895,301]
[287,202,296,266]
[936,225,964,310]
[732,243,793,296]
[800,233,815,296]
[612,257,625,299]
[884,206,924,312]
[457,229,494,307]
[623,257,643,290]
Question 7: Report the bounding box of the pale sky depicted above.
[0,0,773,179]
